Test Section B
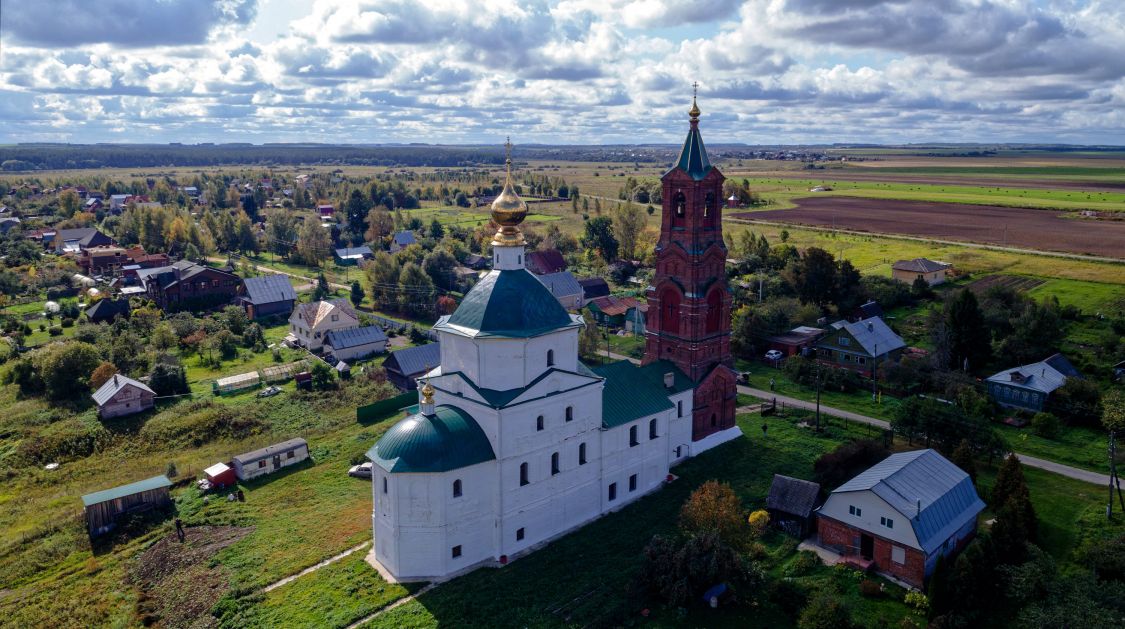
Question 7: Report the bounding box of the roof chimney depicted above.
[867,322,874,332]
[664,372,674,389]
[916,499,921,519]
[113,374,119,386]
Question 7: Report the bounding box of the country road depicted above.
[596,348,1111,486]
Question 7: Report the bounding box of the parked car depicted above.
[348,462,373,479]
[258,385,282,398]
[764,350,784,361]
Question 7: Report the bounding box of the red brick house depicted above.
[137,260,240,311]
[816,449,985,589]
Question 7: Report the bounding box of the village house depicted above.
[287,298,359,352]
[892,258,952,286]
[317,203,335,218]
[816,317,905,377]
[51,227,114,254]
[390,231,417,253]
[232,438,310,481]
[85,298,131,324]
[766,325,825,358]
[82,475,172,537]
[92,374,156,419]
[525,248,567,275]
[767,474,822,538]
[0,216,20,234]
[985,353,1079,413]
[136,260,240,310]
[334,245,374,265]
[238,274,297,320]
[382,342,441,391]
[535,270,584,310]
[585,295,643,329]
[463,253,490,271]
[816,449,985,589]
[325,325,389,362]
[577,277,610,306]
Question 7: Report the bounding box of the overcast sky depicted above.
[2,0,1123,145]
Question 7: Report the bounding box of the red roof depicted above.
[526,249,567,275]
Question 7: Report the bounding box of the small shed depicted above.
[92,374,156,419]
[204,462,237,488]
[82,475,172,537]
[232,438,310,481]
[214,371,261,395]
[336,360,351,379]
[766,474,822,538]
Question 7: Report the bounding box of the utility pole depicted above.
[872,343,878,401]
[815,362,822,433]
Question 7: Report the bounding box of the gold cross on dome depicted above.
[692,81,698,99]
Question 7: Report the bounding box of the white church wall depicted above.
[666,391,694,463]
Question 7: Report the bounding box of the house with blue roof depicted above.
[816,449,985,589]
[390,231,417,253]
[816,316,906,378]
[985,353,1078,413]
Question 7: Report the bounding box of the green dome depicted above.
[440,269,573,337]
[367,405,495,473]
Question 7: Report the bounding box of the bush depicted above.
[904,591,929,613]
[747,509,769,537]
[636,532,755,608]
[767,578,808,617]
[1030,412,1061,440]
[859,579,883,598]
[48,326,62,336]
[798,589,853,629]
[785,550,821,577]
[61,317,74,328]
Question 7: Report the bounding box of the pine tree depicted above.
[313,272,330,301]
[946,289,990,371]
[350,280,365,307]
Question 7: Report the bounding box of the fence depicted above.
[356,391,416,423]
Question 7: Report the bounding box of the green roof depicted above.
[439,269,575,338]
[636,360,695,394]
[671,123,712,181]
[81,475,171,507]
[592,360,685,428]
[367,405,496,473]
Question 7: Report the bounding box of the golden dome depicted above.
[491,137,527,247]
[688,81,701,121]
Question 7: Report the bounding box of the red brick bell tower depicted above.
[642,87,737,442]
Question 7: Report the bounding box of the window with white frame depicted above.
[849,505,862,517]
[880,516,894,529]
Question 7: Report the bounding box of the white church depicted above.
[367,108,741,582]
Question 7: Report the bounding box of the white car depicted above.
[764,350,784,361]
[348,462,373,479]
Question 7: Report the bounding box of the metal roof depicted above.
[591,360,690,428]
[536,271,583,299]
[242,274,297,305]
[367,405,496,473]
[335,246,373,259]
[204,462,232,477]
[92,374,155,406]
[670,120,712,180]
[985,353,1078,395]
[577,277,610,299]
[233,438,308,465]
[326,325,388,350]
[827,316,905,356]
[526,249,567,275]
[392,231,417,247]
[85,299,130,322]
[767,474,821,518]
[81,475,171,507]
[832,449,985,554]
[383,343,441,378]
[438,269,576,338]
[892,258,951,273]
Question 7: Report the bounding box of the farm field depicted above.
[737,196,1125,259]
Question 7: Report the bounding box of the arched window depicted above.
[565,406,573,422]
[520,462,529,486]
[547,349,555,367]
[673,191,686,217]
[705,289,722,333]
[536,415,544,431]
[704,192,714,217]
[579,442,587,465]
[649,418,658,439]
[551,452,560,475]
[661,287,681,334]
[452,479,462,498]
[629,425,639,447]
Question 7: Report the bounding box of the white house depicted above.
[287,298,359,352]
[365,148,730,583]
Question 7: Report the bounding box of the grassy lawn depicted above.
[997,423,1112,473]
[735,360,900,422]
[606,332,645,359]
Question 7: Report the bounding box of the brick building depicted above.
[816,449,985,589]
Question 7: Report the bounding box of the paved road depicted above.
[595,348,1110,486]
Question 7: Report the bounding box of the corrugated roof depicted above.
[242,274,297,305]
[368,405,496,473]
[591,360,681,428]
[384,343,441,378]
[81,475,171,507]
[85,299,130,322]
[439,269,576,338]
[526,249,567,275]
[767,474,821,518]
[892,258,951,273]
[590,295,641,317]
[827,316,905,356]
[335,246,373,258]
[536,271,583,300]
[985,353,1078,395]
[92,374,155,406]
[392,231,416,247]
[326,325,388,350]
[833,449,985,554]
[577,277,610,299]
[204,462,231,477]
[294,298,357,329]
[233,438,308,465]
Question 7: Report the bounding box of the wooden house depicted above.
[82,475,172,537]
[92,374,155,419]
[232,438,310,481]
[815,317,905,377]
[985,353,1079,413]
[766,474,821,538]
